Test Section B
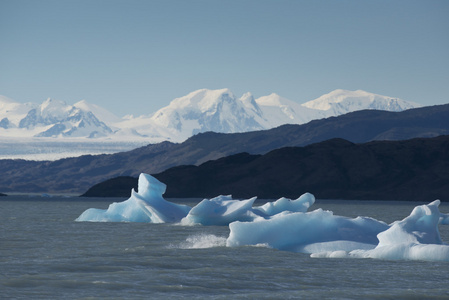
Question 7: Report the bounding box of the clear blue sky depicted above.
[1,0,448,116]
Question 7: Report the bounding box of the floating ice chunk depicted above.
[253,193,315,216]
[303,241,376,253]
[311,200,449,261]
[77,173,316,224]
[180,193,315,225]
[378,200,443,246]
[348,243,449,261]
[313,241,449,261]
[136,172,165,200]
[358,200,449,261]
[76,172,449,261]
[181,195,259,225]
[226,208,389,252]
[76,191,156,222]
[76,174,190,222]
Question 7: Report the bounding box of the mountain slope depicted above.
[150,135,449,201]
[82,135,449,201]
[0,103,448,194]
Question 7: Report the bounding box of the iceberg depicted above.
[311,200,449,261]
[226,209,389,252]
[180,196,259,226]
[228,200,449,261]
[76,174,191,223]
[76,173,449,261]
[254,194,314,216]
[77,173,316,224]
[180,193,315,225]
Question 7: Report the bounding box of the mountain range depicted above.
[0,103,448,195]
[0,89,420,160]
[83,135,449,202]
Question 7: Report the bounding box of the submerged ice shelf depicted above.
[76,173,449,261]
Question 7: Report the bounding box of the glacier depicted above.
[76,173,449,261]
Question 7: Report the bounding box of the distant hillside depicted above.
[84,135,449,202]
[0,103,448,194]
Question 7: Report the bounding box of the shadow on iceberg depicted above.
[76,173,449,261]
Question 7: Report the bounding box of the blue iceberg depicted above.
[227,200,449,261]
[180,193,315,226]
[76,174,191,223]
[226,209,390,252]
[76,173,449,261]
[76,173,315,224]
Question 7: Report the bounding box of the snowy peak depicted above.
[149,88,335,139]
[302,89,422,115]
[239,92,255,105]
[18,98,113,137]
[254,93,327,127]
[40,98,72,118]
[239,92,262,115]
[74,100,122,124]
[256,93,288,107]
[149,88,264,139]
[20,98,72,128]
[0,88,423,147]
[0,95,36,127]
[164,88,235,112]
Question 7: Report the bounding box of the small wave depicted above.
[124,246,145,252]
[171,234,227,249]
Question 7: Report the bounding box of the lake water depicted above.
[1,197,448,299]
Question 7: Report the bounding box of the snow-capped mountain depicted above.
[0,89,422,160]
[144,89,328,141]
[141,88,418,141]
[302,89,422,116]
[255,93,327,128]
[0,95,37,129]
[74,100,123,124]
[148,89,266,141]
[18,98,113,138]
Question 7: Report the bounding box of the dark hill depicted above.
[2,104,449,194]
[84,135,449,202]
[81,176,138,198]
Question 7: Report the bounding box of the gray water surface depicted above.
[1,197,448,299]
